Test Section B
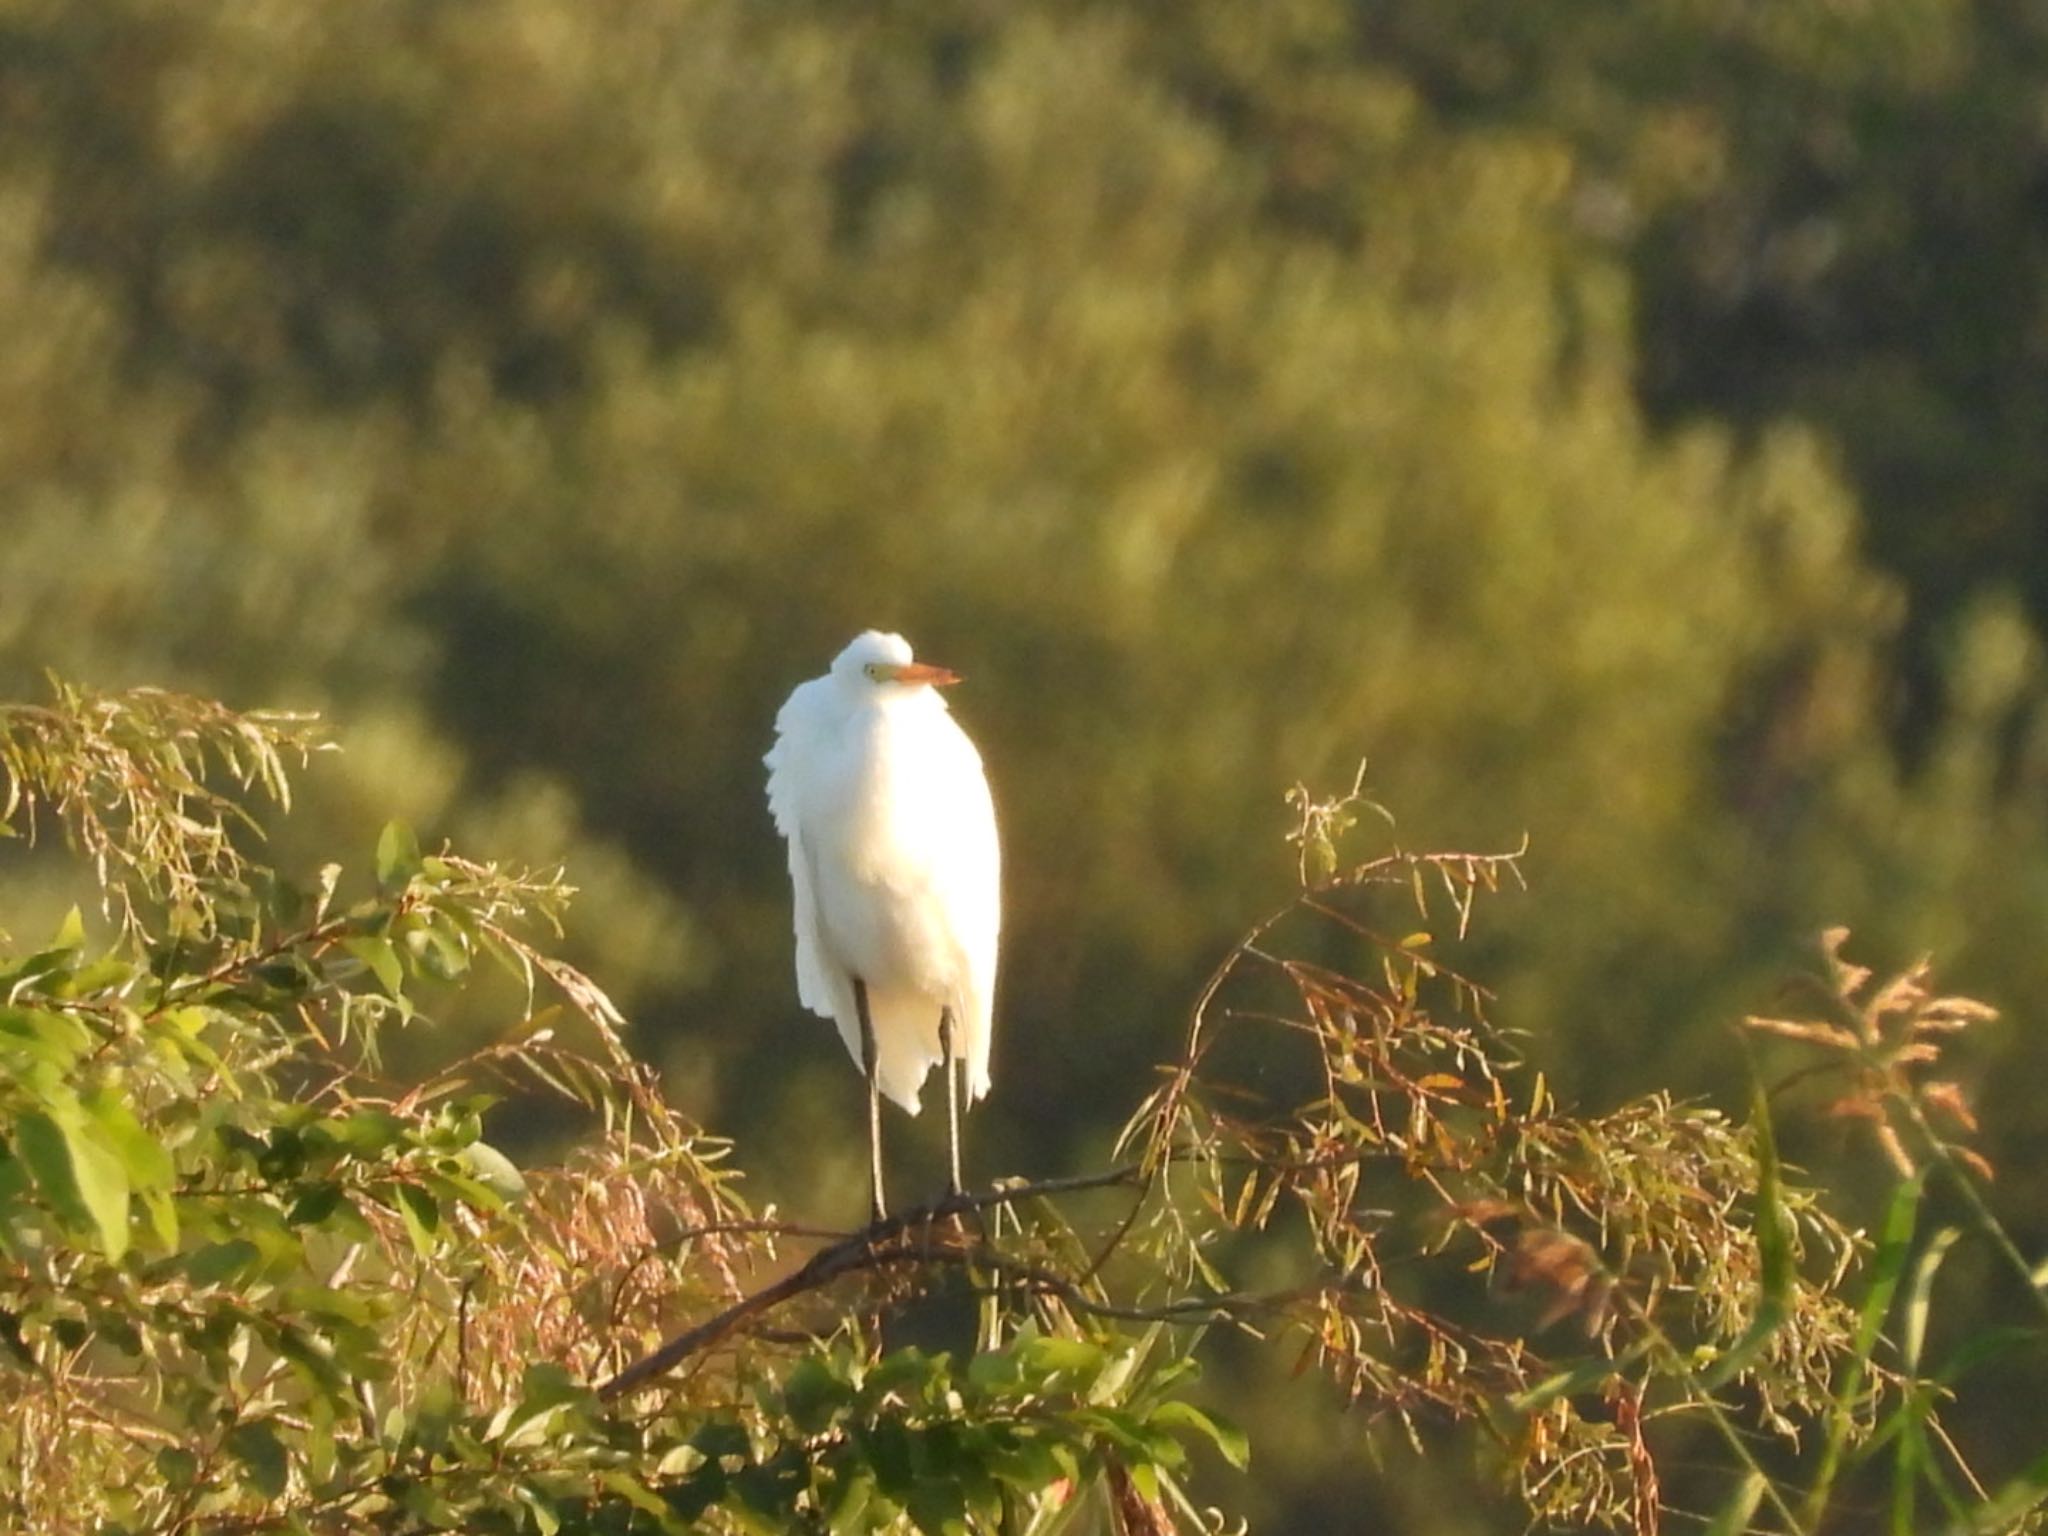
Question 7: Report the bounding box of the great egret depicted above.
[764,630,1000,1221]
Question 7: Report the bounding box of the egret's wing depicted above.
[764,677,827,836]
[924,718,1001,1102]
[783,829,850,1018]
[765,682,860,1058]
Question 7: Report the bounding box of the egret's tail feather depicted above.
[836,985,943,1114]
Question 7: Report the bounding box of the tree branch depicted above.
[595,1168,1145,1401]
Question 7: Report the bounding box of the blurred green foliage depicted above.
[6,1,2048,1528]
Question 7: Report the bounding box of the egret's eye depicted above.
[864,664,885,681]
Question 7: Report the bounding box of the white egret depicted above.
[764,630,1000,1221]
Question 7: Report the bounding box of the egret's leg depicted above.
[939,1007,964,1199]
[855,979,886,1223]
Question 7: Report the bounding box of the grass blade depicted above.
[1937,1445,2048,1536]
[1705,1471,1767,1536]
[1703,1087,1795,1390]
[1802,1173,1923,1528]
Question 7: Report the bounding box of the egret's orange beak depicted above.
[892,662,962,687]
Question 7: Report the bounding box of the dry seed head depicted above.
[1744,1015,1863,1052]
[1820,926,1872,999]
[1952,1146,1997,1182]
[1919,996,1999,1027]
[1919,1081,1980,1133]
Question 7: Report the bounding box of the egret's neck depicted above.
[849,686,947,730]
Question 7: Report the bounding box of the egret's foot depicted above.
[927,1186,987,1246]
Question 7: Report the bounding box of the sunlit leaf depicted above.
[457,1140,527,1202]
[1902,1228,1963,1377]
[19,1103,131,1260]
[375,821,422,890]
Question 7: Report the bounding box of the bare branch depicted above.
[596,1169,1147,1399]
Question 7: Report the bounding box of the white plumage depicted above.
[764,630,1000,1213]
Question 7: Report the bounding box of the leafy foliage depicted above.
[1127,786,1873,1530]
[0,684,1248,1534]
[0,682,321,931]
[14,687,2047,1535]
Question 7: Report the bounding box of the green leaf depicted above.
[1507,1340,1651,1413]
[784,1353,852,1435]
[655,1444,707,1478]
[343,936,404,999]
[81,1090,174,1249]
[1938,1324,2047,1385]
[12,1112,81,1223]
[1805,1173,1923,1529]
[517,1486,564,1536]
[518,1361,589,1414]
[502,1362,593,1445]
[227,1418,290,1499]
[269,1318,361,1402]
[421,1167,505,1218]
[865,1347,946,1402]
[858,1419,915,1497]
[1704,1471,1767,1536]
[0,1007,94,1069]
[1938,1442,2048,1535]
[459,1140,527,1202]
[286,1183,348,1227]
[403,915,470,981]
[51,905,85,952]
[312,1109,408,1158]
[83,1087,174,1191]
[903,1476,967,1536]
[1146,1400,1249,1470]
[155,1445,200,1490]
[138,1188,179,1251]
[390,1183,440,1258]
[1016,1335,1108,1385]
[375,821,422,890]
[1125,1459,1160,1502]
[184,1239,262,1288]
[965,1350,1020,1392]
[0,1145,33,1256]
[826,1466,877,1536]
[1901,1227,1963,1377]
[18,1104,131,1260]
[599,1470,674,1519]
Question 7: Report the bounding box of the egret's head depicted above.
[833,630,962,690]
